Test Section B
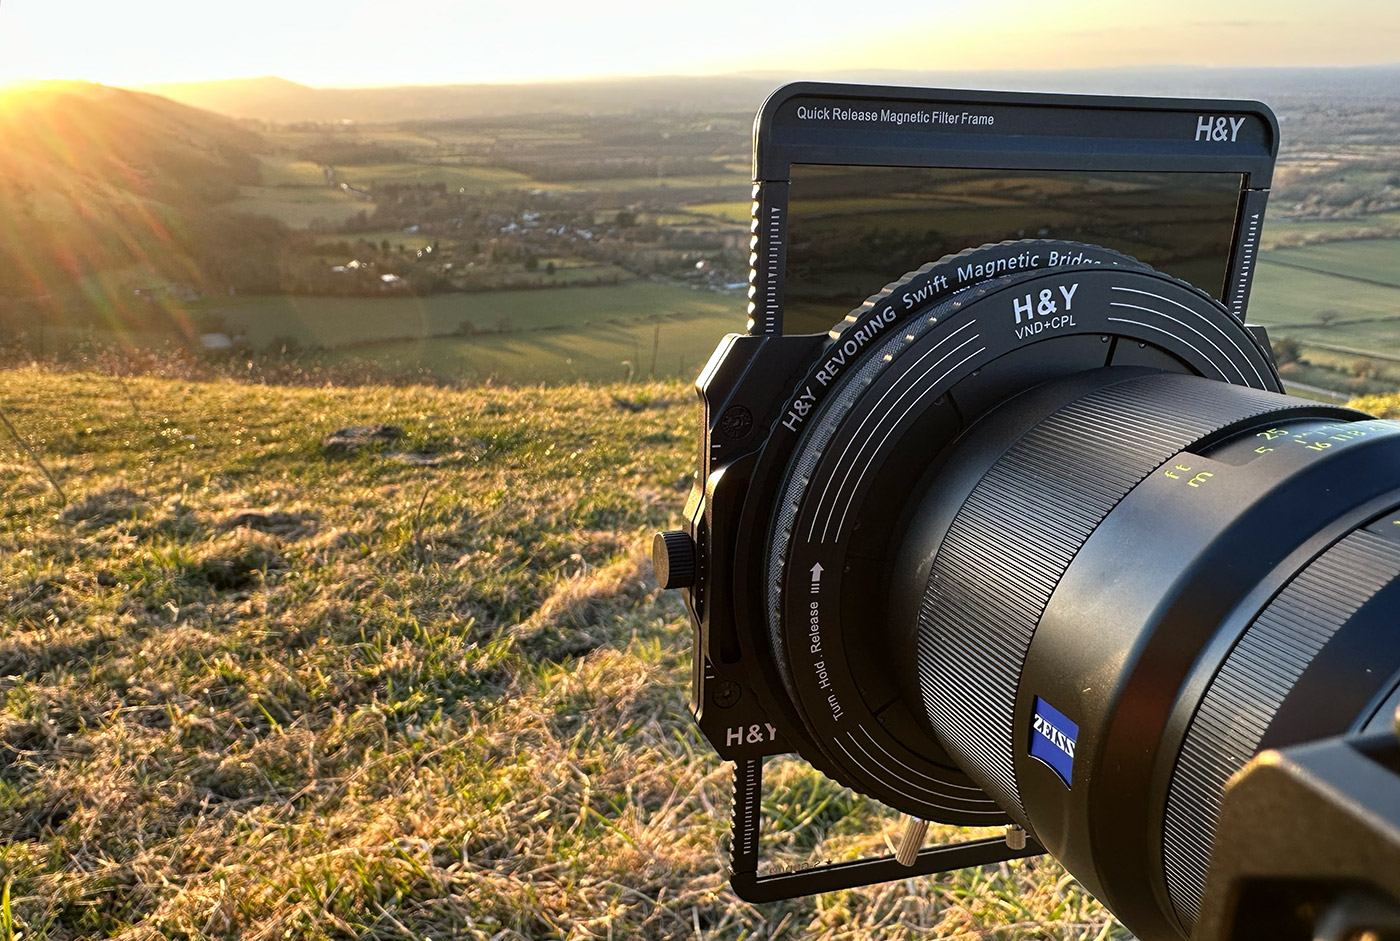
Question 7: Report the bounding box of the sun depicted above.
[0,80,88,118]
[0,78,41,98]
[0,80,47,118]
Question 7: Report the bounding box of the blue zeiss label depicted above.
[1030,696,1078,788]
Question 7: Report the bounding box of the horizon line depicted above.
[7,61,1395,94]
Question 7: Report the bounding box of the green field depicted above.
[1250,240,1400,328]
[1259,211,1400,248]
[480,261,634,287]
[335,161,532,192]
[644,211,721,227]
[541,172,749,193]
[1246,237,1400,393]
[196,282,741,368]
[317,304,736,383]
[227,184,368,228]
[308,158,748,196]
[1250,263,1400,326]
[1281,321,1400,350]
[261,127,445,153]
[1258,238,1400,287]
[256,155,333,187]
[686,201,751,224]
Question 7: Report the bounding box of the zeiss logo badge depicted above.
[1030,697,1078,788]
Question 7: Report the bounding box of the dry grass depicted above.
[0,366,1128,940]
[1343,391,1400,418]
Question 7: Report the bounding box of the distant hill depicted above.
[139,66,1400,124]
[137,75,778,123]
[0,82,270,324]
[826,65,1400,103]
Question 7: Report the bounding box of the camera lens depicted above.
[758,252,1400,940]
[898,367,1400,937]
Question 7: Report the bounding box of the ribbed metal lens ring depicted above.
[1162,525,1400,927]
[917,373,1340,824]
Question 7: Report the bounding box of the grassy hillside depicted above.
[136,76,778,123]
[0,367,1122,939]
[0,83,263,290]
[194,282,736,349]
[0,82,284,342]
[0,83,260,210]
[317,305,733,384]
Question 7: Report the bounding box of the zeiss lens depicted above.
[895,368,1400,939]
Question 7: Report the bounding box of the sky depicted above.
[1,0,1398,88]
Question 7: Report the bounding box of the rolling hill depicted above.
[137,74,775,122]
[0,82,269,330]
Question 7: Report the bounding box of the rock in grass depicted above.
[59,487,147,527]
[196,531,285,590]
[609,394,674,412]
[320,424,404,455]
[221,509,318,538]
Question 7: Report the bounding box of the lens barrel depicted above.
[755,255,1400,940]
[896,367,1400,937]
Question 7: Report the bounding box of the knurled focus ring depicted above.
[917,373,1334,825]
[1161,527,1400,928]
